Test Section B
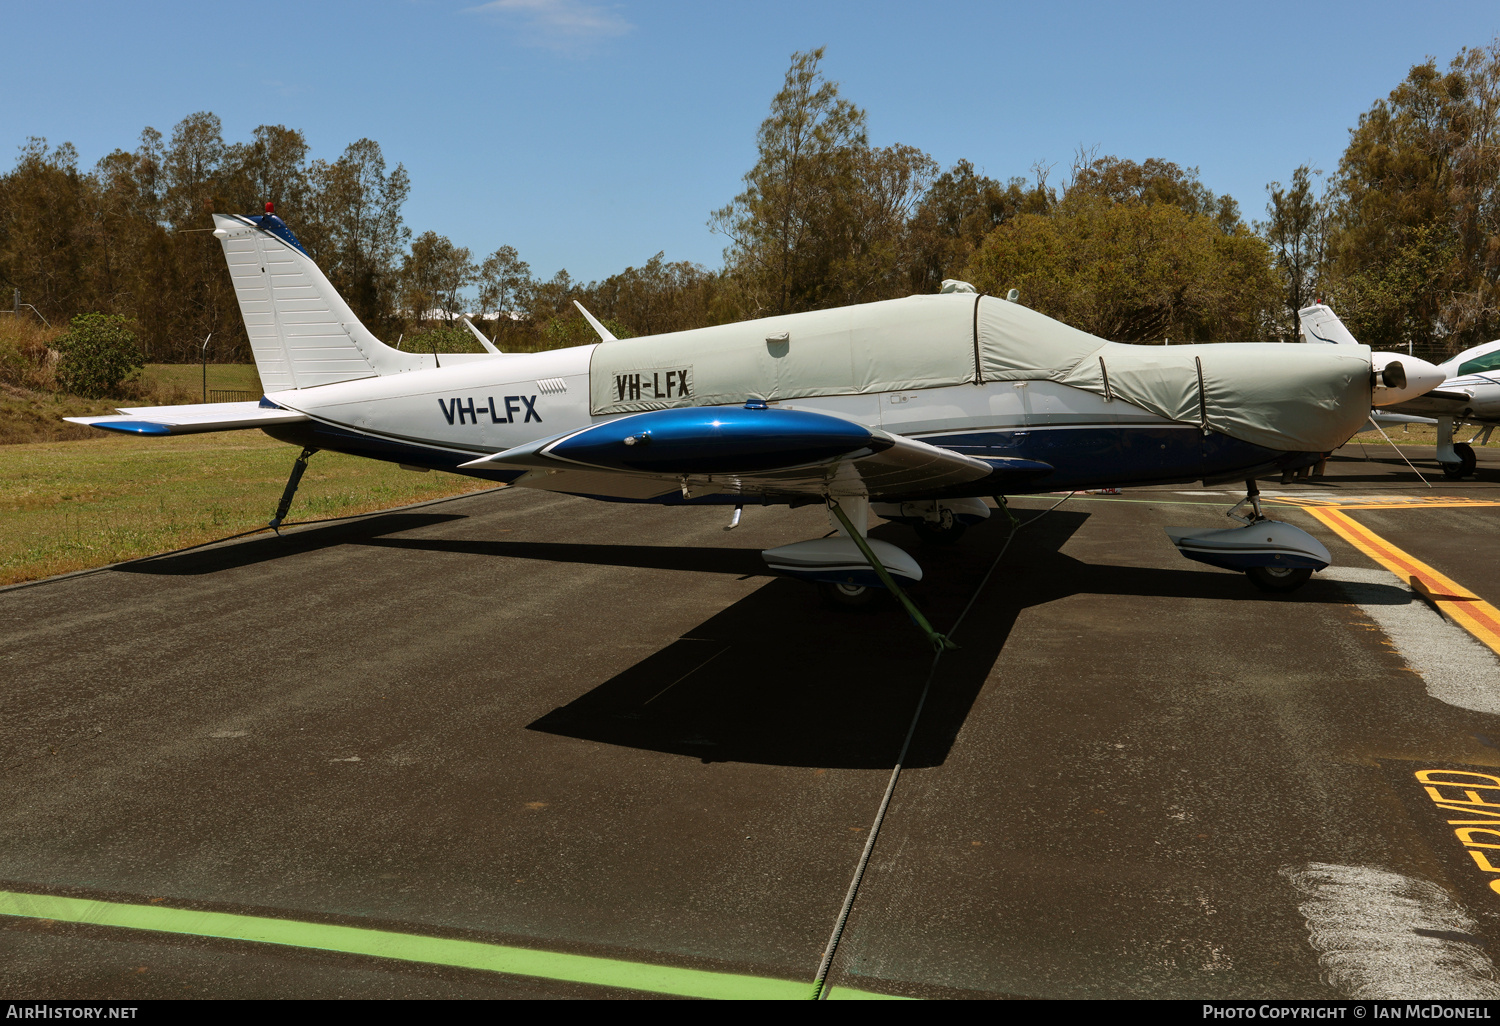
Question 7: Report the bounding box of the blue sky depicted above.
[4,1,1497,284]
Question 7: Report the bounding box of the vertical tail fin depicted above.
[213,212,417,390]
[1297,303,1361,346]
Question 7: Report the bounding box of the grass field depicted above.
[1,431,496,586]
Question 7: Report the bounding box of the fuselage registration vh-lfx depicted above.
[68,208,1442,615]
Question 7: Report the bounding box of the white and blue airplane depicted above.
[65,209,1440,637]
[1299,303,1498,479]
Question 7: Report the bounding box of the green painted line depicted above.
[0,890,904,1000]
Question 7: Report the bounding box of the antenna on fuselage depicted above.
[461,316,502,355]
[573,301,617,342]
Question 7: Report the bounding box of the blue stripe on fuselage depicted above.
[920,425,1317,493]
[259,419,1318,501]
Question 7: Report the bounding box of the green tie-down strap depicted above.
[826,499,957,653]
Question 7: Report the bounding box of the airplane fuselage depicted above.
[260,342,1318,501]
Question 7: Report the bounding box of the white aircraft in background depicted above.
[62,207,1436,634]
[1299,303,1497,478]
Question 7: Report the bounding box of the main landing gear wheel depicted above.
[914,518,967,546]
[1442,442,1477,480]
[1246,566,1313,593]
[818,581,884,609]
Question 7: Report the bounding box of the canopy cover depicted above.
[588,294,1371,453]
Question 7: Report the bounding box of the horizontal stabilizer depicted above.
[65,400,308,436]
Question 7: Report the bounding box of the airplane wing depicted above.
[1381,388,1479,419]
[459,404,1052,501]
[64,400,308,436]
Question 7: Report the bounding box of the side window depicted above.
[1458,349,1500,376]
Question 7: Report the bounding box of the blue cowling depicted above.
[548,405,887,474]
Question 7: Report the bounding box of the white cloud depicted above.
[468,0,632,52]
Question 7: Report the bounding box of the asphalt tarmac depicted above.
[3,444,1499,999]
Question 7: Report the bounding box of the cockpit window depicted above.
[1457,349,1500,376]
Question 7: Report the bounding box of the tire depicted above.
[818,581,884,609]
[1452,442,1478,479]
[1246,566,1313,593]
[914,519,966,546]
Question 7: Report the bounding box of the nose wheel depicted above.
[818,581,883,608]
[1441,442,1477,480]
[1246,566,1313,592]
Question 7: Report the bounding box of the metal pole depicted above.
[200,333,212,402]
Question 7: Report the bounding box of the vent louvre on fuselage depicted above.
[536,378,568,395]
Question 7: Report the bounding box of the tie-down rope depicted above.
[809,491,1075,999]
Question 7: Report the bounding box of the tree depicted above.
[823,142,938,305]
[1261,165,1327,341]
[1068,154,1242,233]
[222,124,309,214]
[582,252,725,335]
[906,160,1051,294]
[403,323,486,354]
[476,245,531,319]
[301,139,412,337]
[962,192,1276,342]
[0,138,90,321]
[1322,39,1500,355]
[54,313,143,398]
[400,231,476,323]
[710,48,868,315]
[0,117,415,361]
[162,112,226,230]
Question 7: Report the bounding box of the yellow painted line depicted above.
[1304,507,1500,657]
[1277,497,1500,510]
[0,890,904,1000]
[1322,502,1500,510]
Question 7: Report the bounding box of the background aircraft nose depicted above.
[1371,353,1445,406]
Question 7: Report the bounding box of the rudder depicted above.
[213,211,415,390]
[1297,303,1361,346]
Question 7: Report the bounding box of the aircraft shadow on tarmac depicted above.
[493,510,1410,770]
[113,504,1412,770]
[114,513,468,575]
[362,536,769,576]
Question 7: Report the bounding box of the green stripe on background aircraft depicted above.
[65,207,1445,626]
